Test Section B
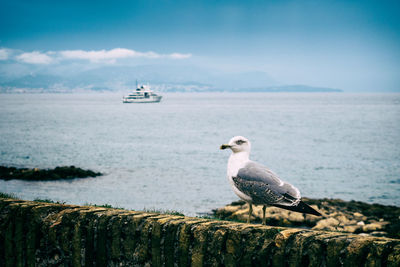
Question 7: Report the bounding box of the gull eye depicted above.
[235,140,245,145]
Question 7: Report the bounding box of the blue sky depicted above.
[0,0,399,91]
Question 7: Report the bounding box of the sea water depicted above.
[0,93,399,215]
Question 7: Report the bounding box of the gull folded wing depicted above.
[233,161,301,206]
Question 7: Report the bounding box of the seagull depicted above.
[220,136,321,224]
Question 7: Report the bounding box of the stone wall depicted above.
[0,198,399,266]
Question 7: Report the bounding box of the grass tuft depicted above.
[84,203,125,210]
[33,198,66,204]
[0,192,19,199]
[0,193,186,217]
[143,208,185,216]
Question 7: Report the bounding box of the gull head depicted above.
[220,136,251,153]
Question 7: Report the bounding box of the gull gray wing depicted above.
[232,161,301,206]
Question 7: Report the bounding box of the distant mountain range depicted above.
[0,64,342,93]
[227,85,342,93]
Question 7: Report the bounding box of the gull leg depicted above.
[247,203,253,223]
[262,205,267,225]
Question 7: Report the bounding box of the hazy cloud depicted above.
[16,51,53,64]
[0,48,11,60]
[169,53,192,59]
[58,48,191,62]
[2,47,191,65]
[59,48,136,62]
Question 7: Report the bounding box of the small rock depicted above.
[304,213,320,224]
[354,212,363,218]
[313,217,340,230]
[233,209,251,220]
[329,212,340,217]
[358,233,370,237]
[348,219,358,225]
[357,221,365,226]
[362,222,385,232]
[370,231,388,237]
[223,205,242,214]
[354,212,367,221]
[343,225,360,233]
[287,212,305,222]
[335,215,351,225]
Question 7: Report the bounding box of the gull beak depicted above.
[220,144,231,150]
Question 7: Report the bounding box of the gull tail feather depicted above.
[272,201,322,216]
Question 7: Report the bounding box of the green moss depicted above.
[5,215,15,266]
[26,215,38,267]
[191,223,212,266]
[163,219,181,266]
[177,224,191,266]
[136,219,152,264]
[95,215,110,265]
[72,220,82,267]
[110,216,122,260]
[14,208,25,267]
[151,221,162,266]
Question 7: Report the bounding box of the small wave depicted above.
[314,166,341,171]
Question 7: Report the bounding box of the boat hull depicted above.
[122,96,162,103]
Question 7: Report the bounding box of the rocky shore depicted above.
[213,198,400,239]
[0,165,102,181]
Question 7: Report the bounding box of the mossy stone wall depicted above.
[0,198,399,266]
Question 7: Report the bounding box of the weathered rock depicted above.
[343,225,361,233]
[362,222,389,232]
[354,212,366,220]
[336,214,351,225]
[313,217,340,231]
[0,198,399,266]
[370,231,388,237]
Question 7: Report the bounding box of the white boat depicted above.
[122,84,162,103]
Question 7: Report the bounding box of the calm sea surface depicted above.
[0,93,399,215]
